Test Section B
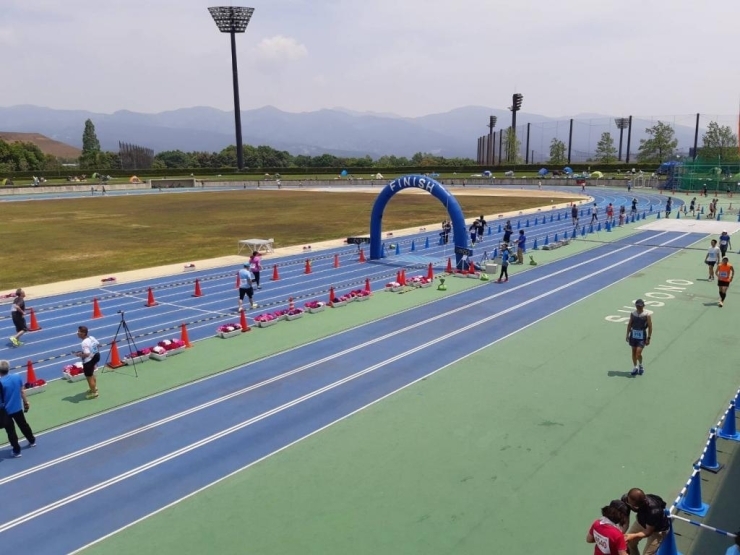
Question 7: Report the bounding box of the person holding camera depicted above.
[621,488,670,555]
[0,359,36,458]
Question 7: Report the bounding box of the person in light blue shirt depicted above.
[1,359,36,458]
[237,264,257,312]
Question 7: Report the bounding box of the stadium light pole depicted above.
[615,118,629,162]
[208,6,255,171]
[488,115,497,165]
[508,93,523,162]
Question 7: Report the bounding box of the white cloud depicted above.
[254,35,308,63]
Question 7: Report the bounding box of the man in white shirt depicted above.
[74,326,100,399]
[705,239,721,281]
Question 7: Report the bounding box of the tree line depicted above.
[0,140,66,172]
[149,146,477,170]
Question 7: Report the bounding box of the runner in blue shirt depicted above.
[718,230,732,258]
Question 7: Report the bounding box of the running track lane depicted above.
[0,231,703,554]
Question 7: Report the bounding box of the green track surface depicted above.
[80,226,740,554]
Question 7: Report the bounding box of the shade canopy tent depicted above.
[238,238,274,256]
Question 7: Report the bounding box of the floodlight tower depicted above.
[615,117,629,162]
[208,6,255,171]
[508,93,523,162]
[488,115,497,165]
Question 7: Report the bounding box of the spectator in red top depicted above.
[587,500,629,555]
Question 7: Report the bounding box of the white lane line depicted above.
[0,233,688,534]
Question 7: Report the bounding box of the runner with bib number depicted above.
[626,299,653,377]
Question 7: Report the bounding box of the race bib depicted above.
[631,329,644,340]
[718,271,729,279]
[593,529,611,554]
[721,240,728,246]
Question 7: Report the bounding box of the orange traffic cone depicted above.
[92,298,103,319]
[145,287,158,307]
[192,279,203,297]
[305,259,312,274]
[272,264,280,280]
[328,286,335,307]
[401,269,407,286]
[26,360,38,383]
[359,248,366,263]
[446,258,453,273]
[240,309,250,332]
[289,297,295,310]
[426,263,434,281]
[235,272,240,289]
[469,261,476,275]
[365,278,372,294]
[180,323,192,348]
[334,253,340,268]
[28,308,41,331]
[107,340,125,369]
[396,270,401,284]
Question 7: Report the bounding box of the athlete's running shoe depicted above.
[9,337,19,346]
[631,367,640,376]
[719,301,723,307]
[638,365,644,375]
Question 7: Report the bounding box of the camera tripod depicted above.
[105,310,140,377]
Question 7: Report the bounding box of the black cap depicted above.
[610,499,630,516]
[635,299,645,307]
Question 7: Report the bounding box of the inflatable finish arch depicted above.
[369,175,469,264]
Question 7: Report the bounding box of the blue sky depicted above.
[2,0,739,118]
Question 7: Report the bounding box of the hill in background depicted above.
[0,131,81,159]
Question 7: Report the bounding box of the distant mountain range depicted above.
[0,104,708,161]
